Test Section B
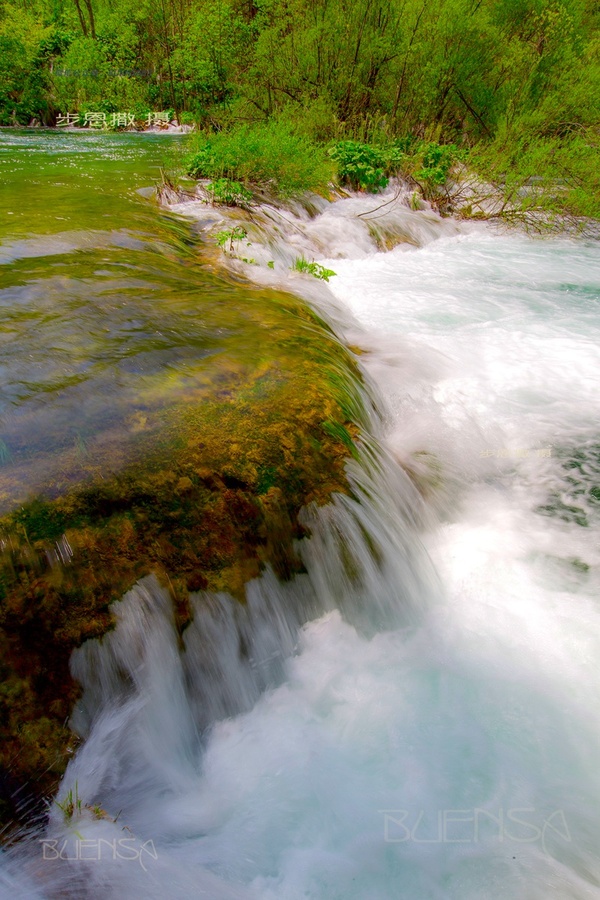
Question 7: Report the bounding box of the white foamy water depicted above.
[3,201,600,899]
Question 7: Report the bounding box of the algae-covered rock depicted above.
[0,281,363,828]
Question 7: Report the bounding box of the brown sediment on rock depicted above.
[0,283,364,828]
[367,221,420,251]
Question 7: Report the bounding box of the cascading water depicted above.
[2,147,600,899]
[1,366,435,897]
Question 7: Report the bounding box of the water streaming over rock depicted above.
[2,141,600,899]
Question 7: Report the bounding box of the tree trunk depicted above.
[83,0,96,39]
[72,0,88,37]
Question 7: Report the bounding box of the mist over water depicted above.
[2,145,600,898]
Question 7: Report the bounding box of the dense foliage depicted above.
[0,0,598,215]
[187,121,334,197]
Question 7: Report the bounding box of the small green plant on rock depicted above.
[216,225,249,254]
[292,257,336,281]
[55,783,83,823]
[54,783,115,825]
[215,227,257,264]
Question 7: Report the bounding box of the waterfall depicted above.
[1,421,437,898]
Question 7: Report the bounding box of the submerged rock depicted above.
[0,283,364,830]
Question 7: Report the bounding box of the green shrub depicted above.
[378,138,466,206]
[415,142,461,187]
[329,140,388,191]
[179,110,197,127]
[206,178,252,207]
[187,121,334,198]
[328,138,464,199]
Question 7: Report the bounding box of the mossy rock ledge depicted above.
[0,288,363,831]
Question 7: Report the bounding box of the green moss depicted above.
[569,557,590,573]
[535,442,600,529]
[0,284,365,821]
[12,499,69,543]
[321,419,358,458]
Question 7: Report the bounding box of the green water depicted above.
[0,130,331,512]
[0,130,184,240]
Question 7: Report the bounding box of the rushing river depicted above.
[1,133,600,899]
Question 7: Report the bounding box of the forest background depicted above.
[1,0,599,217]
